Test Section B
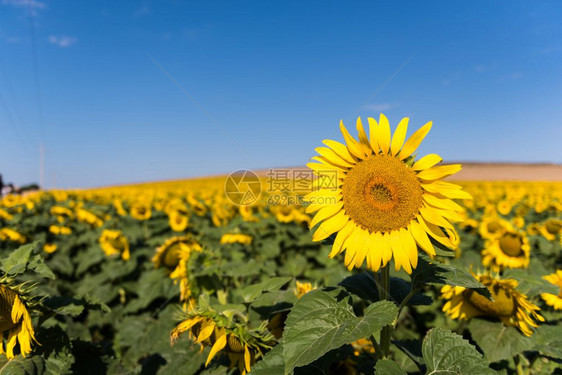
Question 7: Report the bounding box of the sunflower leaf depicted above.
[281,288,397,374]
[374,359,408,375]
[0,242,35,275]
[411,255,491,298]
[468,319,532,363]
[239,276,292,303]
[422,327,496,374]
[250,344,286,375]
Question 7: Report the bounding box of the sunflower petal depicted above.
[399,121,432,160]
[367,117,380,153]
[310,201,344,227]
[356,117,373,155]
[340,120,366,159]
[413,154,443,171]
[312,210,349,241]
[400,227,418,269]
[329,221,355,258]
[390,117,409,156]
[315,147,354,168]
[409,220,436,257]
[416,164,462,180]
[206,330,227,366]
[322,140,356,164]
[377,114,392,154]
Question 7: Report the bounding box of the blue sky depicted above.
[1,1,561,188]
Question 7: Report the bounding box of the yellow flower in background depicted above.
[0,284,36,359]
[481,230,530,272]
[99,229,130,261]
[113,199,128,216]
[43,243,57,254]
[220,234,253,245]
[541,270,562,310]
[479,216,512,240]
[307,114,470,274]
[168,210,189,232]
[187,193,208,216]
[76,208,103,227]
[351,337,375,357]
[130,200,152,221]
[294,281,315,299]
[49,225,72,235]
[441,274,544,337]
[0,209,13,221]
[0,228,26,244]
[153,235,202,271]
[239,205,258,222]
[512,216,525,229]
[496,199,513,216]
[539,218,562,241]
[50,206,74,220]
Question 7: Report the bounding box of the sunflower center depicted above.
[0,285,18,332]
[487,221,504,234]
[164,243,183,269]
[342,154,423,233]
[545,220,562,234]
[464,286,516,317]
[499,232,523,257]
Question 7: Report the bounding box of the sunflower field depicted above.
[1,115,562,375]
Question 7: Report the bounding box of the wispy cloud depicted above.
[364,102,396,112]
[474,65,486,72]
[2,0,45,15]
[48,35,77,48]
[442,79,451,86]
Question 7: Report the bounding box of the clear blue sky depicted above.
[1,1,561,188]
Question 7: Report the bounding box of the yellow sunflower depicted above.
[129,201,152,221]
[306,114,470,274]
[220,234,253,245]
[0,229,26,244]
[75,208,103,228]
[539,218,562,241]
[441,273,544,336]
[294,281,315,299]
[99,229,130,261]
[168,210,189,232]
[49,225,72,236]
[43,243,57,254]
[171,308,273,375]
[540,270,562,310]
[481,230,530,272]
[0,282,36,359]
[153,235,202,271]
[0,209,13,221]
[479,216,512,240]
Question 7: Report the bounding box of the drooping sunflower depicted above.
[306,114,470,274]
[153,235,202,301]
[441,273,544,336]
[171,307,274,375]
[540,270,562,310]
[0,279,37,359]
[99,229,130,261]
[481,230,530,272]
[539,218,562,241]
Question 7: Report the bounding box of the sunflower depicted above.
[306,114,470,274]
[441,273,544,336]
[75,208,103,227]
[220,234,253,245]
[539,218,562,241]
[0,280,37,359]
[168,210,189,232]
[171,307,274,375]
[99,229,130,261]
[49,206,74,221]
[0,229,26,244]
[49,225,72,236]
[481,230,530,272]
[479,216,512,240]
[294,281,315,299]
[0,209,13,221]
[153,235,202,271]
[351,337,375,357]
[43,243,57,254]
[540,270,562,310]
[129,201,152,221]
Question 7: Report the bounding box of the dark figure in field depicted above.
[0,174,4,197]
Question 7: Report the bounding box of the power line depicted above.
[27,2,45,143]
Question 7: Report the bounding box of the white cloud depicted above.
[364,102,395,112]
[48,35,77,48]
[2,0,45,8]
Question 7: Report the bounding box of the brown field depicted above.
[446,162,562,181]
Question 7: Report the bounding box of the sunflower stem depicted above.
[369,335,383,360]
[380,264,393,358]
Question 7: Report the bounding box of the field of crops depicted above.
[1,119,562,374]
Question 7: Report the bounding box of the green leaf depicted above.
[0,355,46,375]
[530,324,562,359]
[339,272,431,306]
[240,276,292,303]
[468,319,532,363]
[422,327,496,374]
[251,344,286,375]
[0,242,35,275]
[282,288,398,374]
[412,256,490,298]
[374,359,408,375]
[502,268,558,297]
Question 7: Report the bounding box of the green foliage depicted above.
[422,328,496,374]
